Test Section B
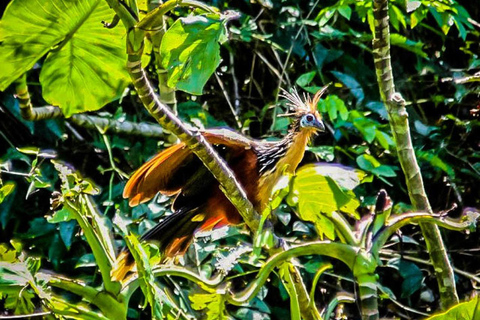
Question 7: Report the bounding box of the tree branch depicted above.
[371,0,458,308]
[14,75,165,138]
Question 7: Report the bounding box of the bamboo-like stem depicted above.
[371,0,458,308]
[45,274,127,319]
[352,249,379,320]
[14,75,165,138]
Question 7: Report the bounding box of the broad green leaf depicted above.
[426,296,480,319]
[160,15,226,95]
[190,293,229,319]
[352,115,377,143]
[375,130,395,150]
[304,163,369,190]
[356,154,380,172]
[371,165,397,178]
[430,9,453,36]
[390,5,406,31]
[0,0,129,117]
[410,7,428,29]
[288,163,367,239]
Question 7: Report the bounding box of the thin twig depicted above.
[214,72,242,128]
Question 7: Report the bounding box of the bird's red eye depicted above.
[306,114,314,122]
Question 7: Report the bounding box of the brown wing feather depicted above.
[124,129,254,207]
[124,143,191,206]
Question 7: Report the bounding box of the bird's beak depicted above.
[313,119,325,132]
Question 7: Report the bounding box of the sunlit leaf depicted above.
[426,296,480,320]
[390,34,427,58]
[190,293,229,319]
[0,0,129,116]
[160,14,227,95]
[288,163,367,239]
[0,182,15,204]
[47,208,74,223]
[406,0,422,13]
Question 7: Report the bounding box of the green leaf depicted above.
[318,95,348,122]
[426,296,480,319]
[371,165,397,178]
[356,154,380,172]
[296,71,316,88]
[0,182,15,204]
[190,293,229,319]
[303,163,370,190]
[288,163,367,238]
[387,258,423,298]
[430,9,452,36]
[308,146,335,162]
[331,71,364,104]
[47,208,74,223]
[160,15,226,95]
[337,5,352,20]
[417,150,455,178]
[390,34,427,58]
[0,0,129,116]
[59,220,77,250]
[0,244,17,263]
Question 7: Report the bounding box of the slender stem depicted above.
[229,242,358,304]
[309,263,333,307]
[380,250,480,283]
[371,0,458,308]
[64,199,117,295]
[372,211,477,256]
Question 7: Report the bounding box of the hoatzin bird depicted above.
[112,88,326,280]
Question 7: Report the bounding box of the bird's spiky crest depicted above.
[279,85,329,116]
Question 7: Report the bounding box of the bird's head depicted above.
[280,86,327,133]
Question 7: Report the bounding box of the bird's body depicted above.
[112,88,326,281]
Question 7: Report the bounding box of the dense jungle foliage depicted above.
[0,0,479,319]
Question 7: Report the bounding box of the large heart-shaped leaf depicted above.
[287,163,369,239]
[160,15,227,95]
[0,0,129,116]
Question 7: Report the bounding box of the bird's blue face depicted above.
[300,113,325,131]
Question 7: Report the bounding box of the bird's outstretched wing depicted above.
[123,128,254,207]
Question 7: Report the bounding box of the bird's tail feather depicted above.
[111,207,201,282]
